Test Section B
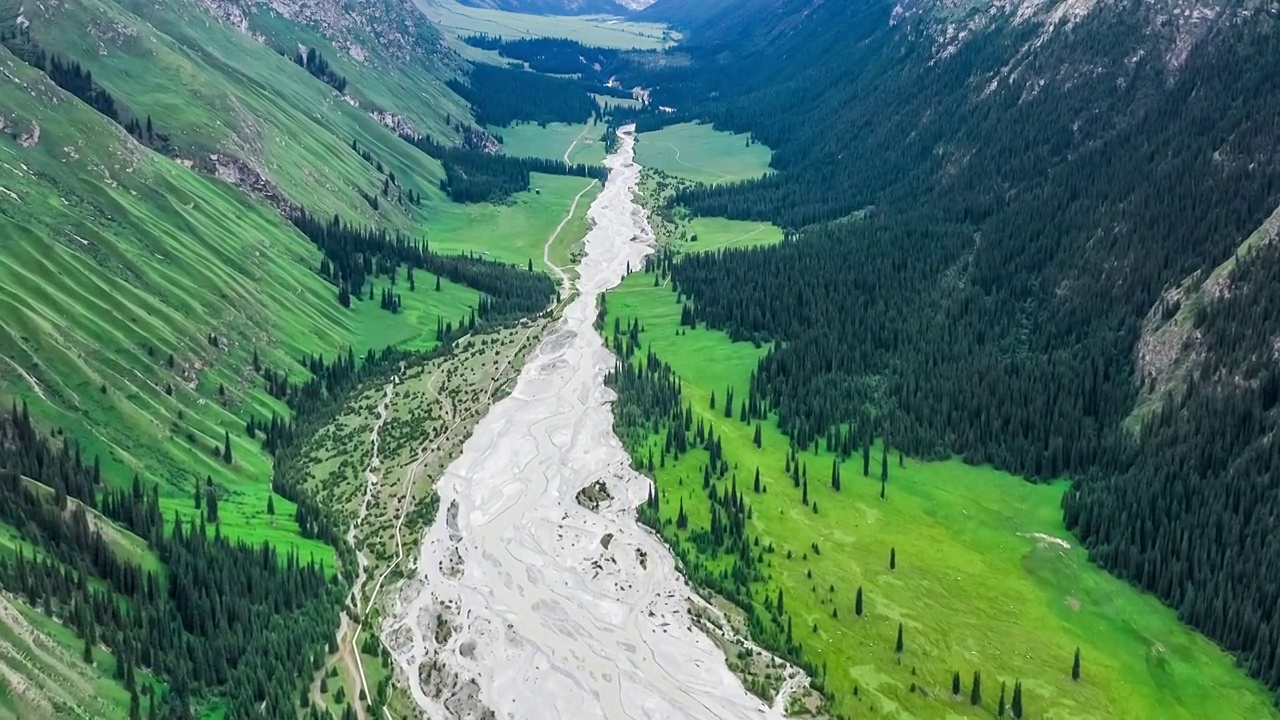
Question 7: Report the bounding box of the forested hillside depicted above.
[626,0,1280,704]
[0,0,580,712]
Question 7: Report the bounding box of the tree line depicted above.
[0,402,340,720]
[0,26,173,154]
[398,130,605,204]
[290,208,557,320]
[290,46,347,93]
[448,63,600,128]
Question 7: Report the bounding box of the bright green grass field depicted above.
[636,123,773,184]
[428,172,600,271]
[684,217,785,254]
[415,0,676,49]
[604,269,1279,720]
[491,121,607,166]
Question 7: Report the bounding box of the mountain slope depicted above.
[0,0,582,712]
[618,0,1280,709]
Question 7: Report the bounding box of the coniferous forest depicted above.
[399,131,606,203]
[611,0,1280,703]
[289,208,557,320]
[447,63,600,127]
[0,398,341,720]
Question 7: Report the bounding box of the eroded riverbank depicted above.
[385,128,781,719]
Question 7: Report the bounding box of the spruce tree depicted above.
[1012,680,1023,719]
[831,457,841,491]
[855,586,863,616]
[998,682,1007,717]
[970,670,981,705]
[895,622,904,654]
[890,547,896,570]
[1072,647,1081,681]
[951,670,961,696]
[222,430,233,464]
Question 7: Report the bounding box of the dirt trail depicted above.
[669,142,731,181]
[318,380,397,720]
[544,179,598,295]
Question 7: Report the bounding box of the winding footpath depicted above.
[387,127,786,720]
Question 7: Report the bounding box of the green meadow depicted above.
[428,172,600,270]
[604,270,1280,719]
[414,0,676,49]
[636,122,773,184]
[492,121,607,165]
[684,217,785,253]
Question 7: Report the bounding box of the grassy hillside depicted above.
[604,268,1280,719]
[0,0,614,710]
[0,586,153,720]
[3,0,464,232]
[0,45,378,561]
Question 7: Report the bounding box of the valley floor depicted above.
[597,163,1280,719]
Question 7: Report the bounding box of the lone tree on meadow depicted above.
[895,623,904,654]
[998,682,1007,717]
[1072,647,1082,681]
[855,586,864,616]
[890,547,897,571]
[951,671,961,697]
[222,430,233,464]
[831,458,841,491]
[267,493,276,516]
[1012,680,1024,719]
[970,670,982,705]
